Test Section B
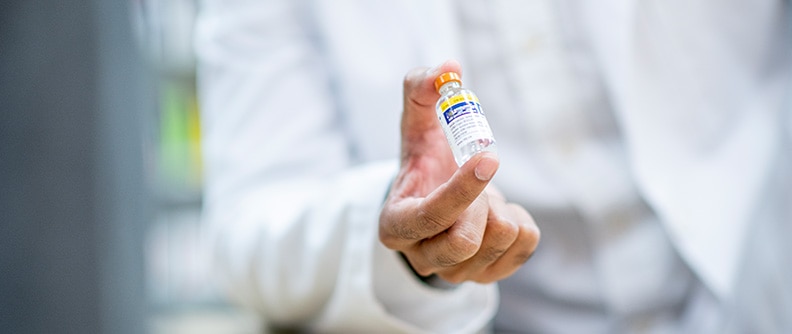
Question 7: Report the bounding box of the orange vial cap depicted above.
[434,72,462,93]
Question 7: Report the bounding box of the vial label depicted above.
[439,93,494,149]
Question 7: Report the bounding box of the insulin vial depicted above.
[434,72,497,166]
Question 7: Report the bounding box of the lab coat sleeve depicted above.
[194,0,497,332]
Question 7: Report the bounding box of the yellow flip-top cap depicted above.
[434,72,461,92]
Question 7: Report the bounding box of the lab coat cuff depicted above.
[372,235,498,333]
[313,160,497,333]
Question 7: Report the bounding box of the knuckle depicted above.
[378,231,397,249]
[417,207,449,232]
[511,226,539,265]
[392,223,423,240]
[479,245,509,264]
[513,251,535,265]
[432,252,463,267]
[446,229,481,260]
[378,224,400,249]
[521,224,541,248]
[429,229,480,268]
[489,217,519,242]
[378,222,418,248]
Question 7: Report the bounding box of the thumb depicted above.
[418,152,499,234]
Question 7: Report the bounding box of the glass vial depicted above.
[434,72,497,166]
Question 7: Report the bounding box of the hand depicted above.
[379,60,540,284]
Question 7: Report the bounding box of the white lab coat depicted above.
[195,0,792,332]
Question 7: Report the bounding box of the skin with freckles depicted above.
[379,60,541,284]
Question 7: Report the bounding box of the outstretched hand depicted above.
[379,60,540,284]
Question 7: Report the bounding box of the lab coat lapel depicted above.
[580,0,785,300]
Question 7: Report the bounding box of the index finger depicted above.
[401,60,463,142]
[417,152,499,235]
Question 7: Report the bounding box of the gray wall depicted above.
[0,1,149,333]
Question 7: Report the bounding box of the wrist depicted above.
[398,252,458,290]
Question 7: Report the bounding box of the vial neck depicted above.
[438,81,461,96]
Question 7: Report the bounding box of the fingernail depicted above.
[474,155,498,181]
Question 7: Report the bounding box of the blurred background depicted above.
[0,1,257,333]
[132,0,261,332]
[1,2,790,334]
